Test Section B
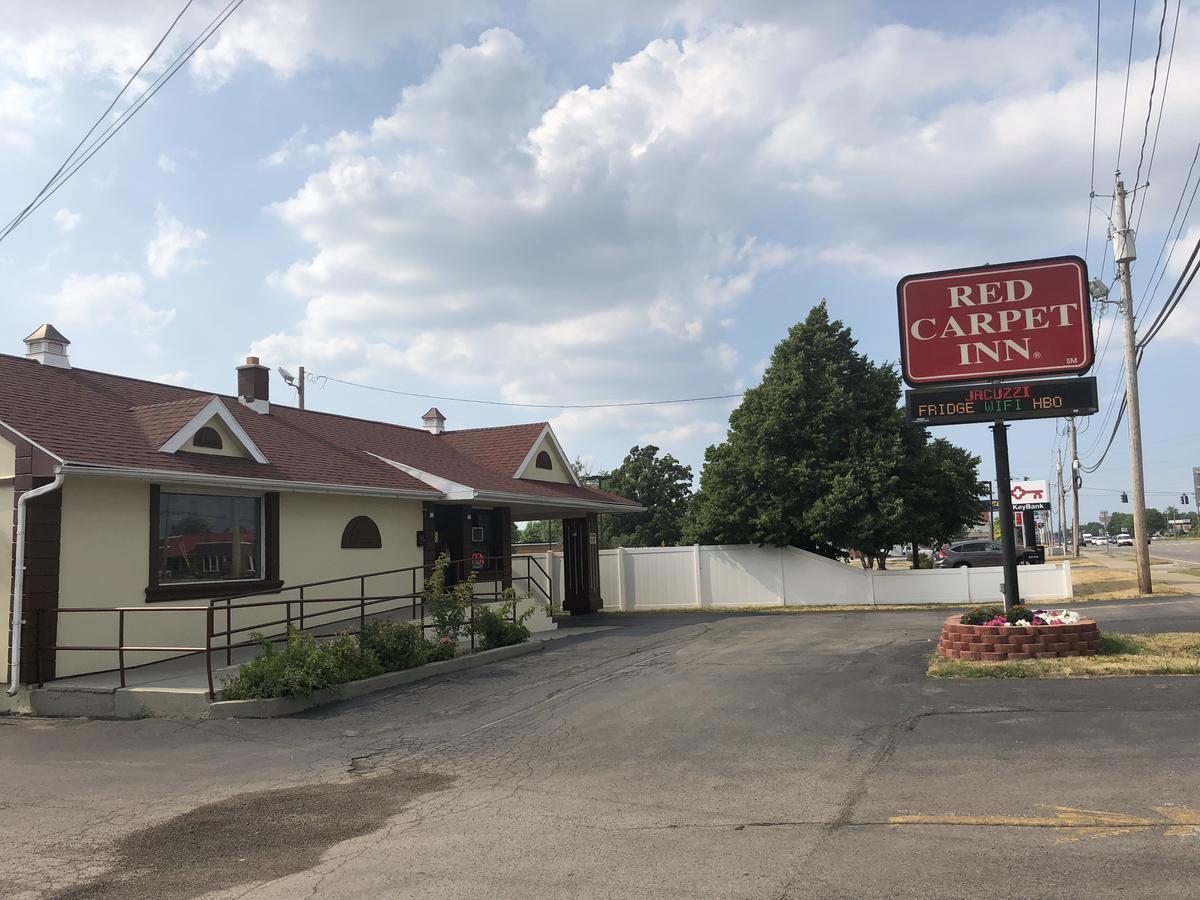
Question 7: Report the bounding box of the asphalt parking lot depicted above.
[2,597,1199,899]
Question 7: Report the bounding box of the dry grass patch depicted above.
[928,632,1200,679]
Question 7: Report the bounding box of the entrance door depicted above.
[562,515,601,613]
[433,505,466,584]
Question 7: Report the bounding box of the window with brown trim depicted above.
[193,426,223,449]
[146,486,282,601]
[535,450,553,470]
[341,515,382,549]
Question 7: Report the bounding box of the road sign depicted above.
[1010,480,1051,511]
[470,550,487,569]
[906,375,1098,425]
[897,256,1093,386]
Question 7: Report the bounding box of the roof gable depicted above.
[155,397,269,464]
[513,424,579,485]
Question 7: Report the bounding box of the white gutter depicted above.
[473,489,645,514]
[8,471,64,695]
[56,464,440,500]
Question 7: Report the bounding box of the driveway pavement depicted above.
[2,598,1199,899]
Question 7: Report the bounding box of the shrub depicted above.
[361,619,429,671]
[427,635,457,662]
[960,606,1005,625]
[221,628,383,700]
[473,589,534,651]
[424,554,473,644]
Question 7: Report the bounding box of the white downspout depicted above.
[7,471,64,696]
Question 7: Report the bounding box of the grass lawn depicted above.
[929,632,1200,678]
[1069,560,1183,600]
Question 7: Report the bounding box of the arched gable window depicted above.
[535,450,553,470]
[341,515,383,549]
[193,426,223,450]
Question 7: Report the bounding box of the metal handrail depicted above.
[34,555,552,698]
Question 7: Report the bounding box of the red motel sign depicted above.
[897,256,1093,386]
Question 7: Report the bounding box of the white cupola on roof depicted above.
[24,324,71,368]
[422,407,446,435]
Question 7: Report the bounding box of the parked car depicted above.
[1116,533,1134,547]
[1091,536,1109,546]
[934,540,1039,568]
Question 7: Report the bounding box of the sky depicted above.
[1,0,1198,525]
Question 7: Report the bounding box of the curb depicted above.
[209,641,543,719]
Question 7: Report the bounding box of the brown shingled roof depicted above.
[0,353,638,510]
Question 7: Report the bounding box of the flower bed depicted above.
[937,607,1101,661]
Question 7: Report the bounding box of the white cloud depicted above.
[41,272,174,332]
[261,125,313,167]
[145,204,207,278]
[157,153,178,173]
[228,9,1200,468]
[155,370,192,385]
[51,208,81,232]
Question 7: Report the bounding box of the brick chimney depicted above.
[237,356,270,414]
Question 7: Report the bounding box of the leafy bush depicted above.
[473,589,534,650]
[960,606,1005,625]
[221,628,383,700]
[427,635,457,662]
[423,554,474,645]
[361,619,429,671]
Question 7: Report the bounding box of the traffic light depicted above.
[1121,491,1129,503]
[1183,494,1191,505]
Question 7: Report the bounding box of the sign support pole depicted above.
[1070,418,1081,557]
[991,421,1020,611]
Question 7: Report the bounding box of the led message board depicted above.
[905,376,1099,426]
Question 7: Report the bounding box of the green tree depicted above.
[1108,512,1134,534]
[601,445,693,547]
[516,520,561,545]
[1143,507,1168,534]
[904,437,986,549]
[1081,521,1105,536]
[683,301,981,563]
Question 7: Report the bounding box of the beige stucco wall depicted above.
[1,433,14,676]
[57,476,153,677]
[516,433,575,484]
[53,475,429,678]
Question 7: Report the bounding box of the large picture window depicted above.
[158,492,262,584]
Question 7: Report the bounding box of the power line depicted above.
[0,0,245,245]
[1133,0,1182,232]
[1134,138,1200,321]
[0,0,195,240]
[1128,0,1169,223]
[307,373,746,410]
[1138,232,1200,348]
[1084,0,1102,265]
[1114,0,1139,174]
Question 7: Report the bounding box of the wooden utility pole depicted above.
[1112,176,1152,593]
[297,365,306,409]
[1057,448,1067,557]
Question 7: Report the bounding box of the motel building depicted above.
[1,326,638,705]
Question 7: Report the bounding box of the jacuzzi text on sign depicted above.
[897,256,1093,386]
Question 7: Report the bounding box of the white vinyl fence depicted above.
[526,545,1071,611]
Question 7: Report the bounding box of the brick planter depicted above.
[937,615,1102,661]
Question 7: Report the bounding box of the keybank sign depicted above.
[897,256,1093,386]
